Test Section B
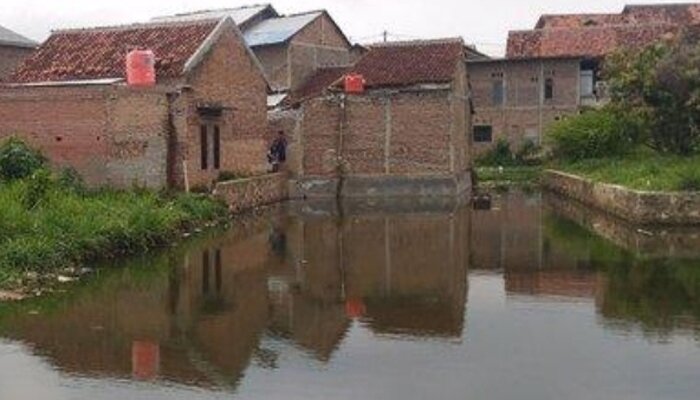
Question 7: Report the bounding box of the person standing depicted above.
[268,131,288,173]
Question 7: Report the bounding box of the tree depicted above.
[606,37,700,155]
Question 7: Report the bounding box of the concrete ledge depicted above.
[291,170,472,199]
[543,170,700,226]
[545,191,700,258]
[214,173,288,214]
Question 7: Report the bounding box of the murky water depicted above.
[1,190,699,400]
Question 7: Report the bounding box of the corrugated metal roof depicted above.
[152,4,273,26]
[0,25,37,48]
[244,11,322,47]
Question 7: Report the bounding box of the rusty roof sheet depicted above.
[8,20,219,84]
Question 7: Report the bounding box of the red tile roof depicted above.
[507,23,683,59]
[9,20,219,83]
[536,3,700,29]
[351,39,464,88]
[288,39,464,105]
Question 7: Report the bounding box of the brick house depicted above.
[469,3,700,153]
[281,38,473,198]
[0,24,37,80]
[154,4,353,107]
[0,18,269,189]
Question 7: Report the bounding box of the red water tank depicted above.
[344,73,365,94]
[126,49,156,86]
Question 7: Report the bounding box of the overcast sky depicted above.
[1,0,694,56]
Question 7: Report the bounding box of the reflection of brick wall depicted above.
[214,173,289,213]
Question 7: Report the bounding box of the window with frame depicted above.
[473,125,493,143]
[200,124,222,170]
[544,78,554,100]
[492,80,505,106]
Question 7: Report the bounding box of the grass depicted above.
[553,149,700,192]
[0,179,227,290]
[476,166,542,184]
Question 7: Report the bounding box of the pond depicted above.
[0,190,699,400]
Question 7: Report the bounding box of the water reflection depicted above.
[0,191,699,399]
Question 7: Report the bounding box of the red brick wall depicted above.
[299,97,342,177]
[469,58,581,155]
[0,26,269,190]
[180,27,269,188]
[0,86,169,187]
[295,83,470,180]
[0,46,33,81]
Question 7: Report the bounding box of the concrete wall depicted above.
[0,85,169,188]
[0,45,33,81]
[544,170,700,226]
[214,173,289,214]
[468,58,581,155]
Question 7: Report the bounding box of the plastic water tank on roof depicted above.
[126,50,156,86]
[344,74,365,94]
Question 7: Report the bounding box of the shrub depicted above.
[515,140,542,165]
[546,108,644,161]
[57,168,86,194]
[476,139,516,167]
[679,175,700,192]
[0,138,46,181]
[23,169,53,210]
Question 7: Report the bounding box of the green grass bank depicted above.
[554,150,700,192]
[0,180,227,291]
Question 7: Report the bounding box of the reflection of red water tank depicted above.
[344,73,365,94]
[126,50,156,86]
[132,341,160,381]
[345,298,366,319]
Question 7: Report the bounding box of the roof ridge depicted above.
[273,9,325,19]
[367,37,464,47]
[51,18,220,34]
[510,21,681,34]
[164,3,272,18]
[624,3,700,10]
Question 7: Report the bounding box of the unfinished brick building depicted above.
[282,39,473,198]
[154,4,353,107]
[0,18,268,189]
[469,3,700,154]
[0,24,36,80]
